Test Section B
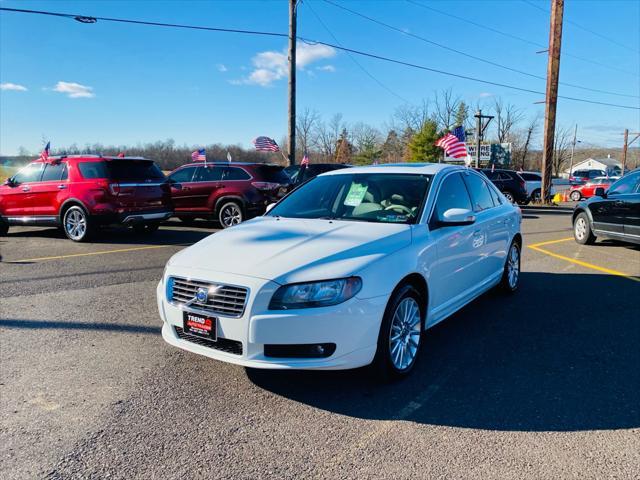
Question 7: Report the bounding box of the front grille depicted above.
[174,327,243,355]
[170,277,248,317]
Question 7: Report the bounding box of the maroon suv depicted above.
[167,162,290,228]
[0,155,172,241]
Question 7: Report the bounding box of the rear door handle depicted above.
[21,186,30,192]
[57,184,67,189]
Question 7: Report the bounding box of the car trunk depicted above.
[105,159,170,211]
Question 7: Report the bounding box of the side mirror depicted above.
[265,203,277,213]
[169,181,182,190]
[594,187,607,198]
[3,178,16,187]
[439,208,476,226]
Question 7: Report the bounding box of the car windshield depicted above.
[267,173,432,224]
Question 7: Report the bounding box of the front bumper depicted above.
[156,271,386,370]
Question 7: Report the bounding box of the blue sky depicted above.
[1,0,638,155]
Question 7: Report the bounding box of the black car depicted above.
[477,168,529,205]
[572,169,640,245]
[284,163,351,185]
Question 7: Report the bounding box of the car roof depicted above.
[320,162,458,176]
[177,162,281,169]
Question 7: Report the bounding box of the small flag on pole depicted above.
[117,152,125,158]
[491,163,495,173]
[191,148,206,162]
[253,136,280,152]
[435,126,467,159]
[300,151,309,166]
[39,142,50,162]
[227,151,232,163]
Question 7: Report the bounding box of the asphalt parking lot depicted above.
[1,213,639,480]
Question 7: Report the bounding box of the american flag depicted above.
[435,126,468,159]
[39,142,50,162]
[300,151,309,166]
[191,148,206,162]
[253,136,280,152]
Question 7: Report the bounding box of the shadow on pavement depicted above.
[0,319,160,335]
[247,272,640,432]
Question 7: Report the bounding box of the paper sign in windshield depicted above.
[344,183,368,207]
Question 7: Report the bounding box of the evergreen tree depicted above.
[407,120,440,162]
[455,101,469,129]
[335,129,353,164]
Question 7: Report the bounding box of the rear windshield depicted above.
[78,160,164,181]
[253,165,289,184]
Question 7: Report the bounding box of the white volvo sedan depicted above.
[157,164,522,379]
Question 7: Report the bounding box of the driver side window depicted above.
[433,173,473,222]
[12,163,44,184]
[608,173,640,196]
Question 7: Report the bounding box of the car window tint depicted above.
[194,166,223,182]
[13,163,44,183]
[78,162,109,179]
[41,162,66,182]
[521,173,540,181]
[608,173,640,195]
[463,173,495,211]
[434,173,472,220]
[223,167,250,181]
[169,167,196,183]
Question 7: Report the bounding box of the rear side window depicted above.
[463,173,495,211]
[520,173,540,181]
[106,160,164,181]
[41,162,67,182]
[13,163,44,183]
[223,167,251,181]
[78,162,109,179]
[169,167,196,183]
[608,173,640,195]
[253,165,289,184]
[434,173,473,221]
[194,166,223,182]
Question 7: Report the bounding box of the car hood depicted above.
[168,216,412,284]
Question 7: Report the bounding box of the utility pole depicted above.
[287,0,297,166]
[568,124,578,179]
[541,0,564,203]
[622,129,640,175]
[474,109,494,168]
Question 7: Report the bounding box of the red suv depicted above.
[0,155,172,241]
[167,162,289,228]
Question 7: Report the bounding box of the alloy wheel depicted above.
[220,204,242,228]
[507,243,520,289]
[65,208,87,241]
[570,191,581,201]
[575,217,587,241]
[389,297,422,371]
[503,192,515,204]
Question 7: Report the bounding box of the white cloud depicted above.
[52,81,95,98]
[316,65,336,73]
[235,43,337,86]
[216,64,228,72]
[479,92,494,98]
[0,82,27,91]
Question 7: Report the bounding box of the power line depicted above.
[407,0,639,77]
[522,0,640,54]
[304,1,410,104]
[1,6,638,110]
[323,0,638,99]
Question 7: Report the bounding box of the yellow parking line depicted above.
[14,244,188,263]
[528,238,640,283]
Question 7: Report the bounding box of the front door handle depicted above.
[473,229,482,236]
[57,184,67,189]
[21,186,30,192]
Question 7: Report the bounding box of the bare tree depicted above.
[351,122,381,154]
[492,98,525,143]
[315,113,345,161]
[552,125,573,177]
[392,100,431,135]
[511,113,541,170]
[433,88,461,131]
[296,107,319,156]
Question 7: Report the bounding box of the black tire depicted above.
[502,191,516,204]
[500,240,521,293]
[132,223,160,235]
[531,189,541,202]
[573,212,596,245]
[62,205,93,242]
[0,221,8,236]
[217,200,244,228]
[570,190,582,202]
[371,284,424,381]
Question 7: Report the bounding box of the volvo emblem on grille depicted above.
[195,287,208,303]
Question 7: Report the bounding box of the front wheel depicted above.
[218,201,243,228]
[574,212,596,245]
[500,240,521,293]
[63,206,93,242]
[570,190,582,202]
[372,285,424,381]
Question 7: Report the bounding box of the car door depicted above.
[30,161,69,217]
[590,173,639,235]
[167,166,198,212]
[0,162,44,217]
[191,165,225,212]
[463,170,509,279]
[623,174,640,239]
[428,172,483,311]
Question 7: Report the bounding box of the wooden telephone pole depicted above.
[541,0,564,203]
[287,0,297,166]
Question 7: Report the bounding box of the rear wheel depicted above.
[372,285,424,381]
[531,189,541,202]
[574,212,596,245]
[218,201,243,228]
[502,191,516,204]
[570,190,582,201]
[133,223,160,235]
[63,206,93,242]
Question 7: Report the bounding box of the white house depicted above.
[566,156,622,176]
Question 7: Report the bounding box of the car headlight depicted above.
[269,277,362,310]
